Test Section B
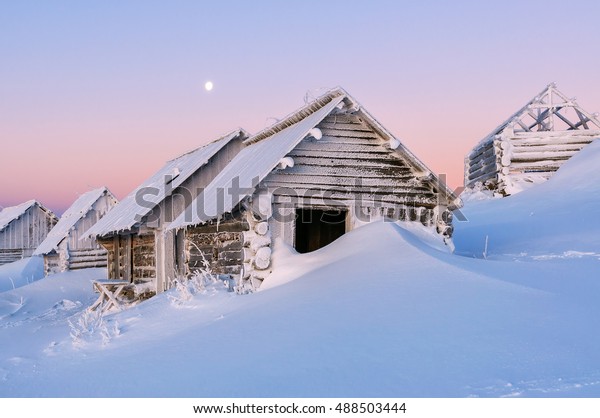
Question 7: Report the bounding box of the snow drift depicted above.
[454,140,600,259]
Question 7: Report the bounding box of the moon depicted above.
[204,81,214,91]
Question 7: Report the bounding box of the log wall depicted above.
[184,212,249,277]
[263,113,439,228]
[465,130,599,194]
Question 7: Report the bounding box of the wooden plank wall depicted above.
[0,205,57,253]
[264,113,438,226]
[99,233,155,284]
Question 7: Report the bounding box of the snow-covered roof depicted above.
[169,87,458,230]
[0,200,53,233]
[34,187,116,255]
[472,83,600,152]
[86,129,247,237]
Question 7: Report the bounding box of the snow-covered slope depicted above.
[0,257,44,293]
[454,140,600,259]
[1,222,599,397]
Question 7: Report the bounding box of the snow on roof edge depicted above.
[34,187,117,255]
[168,95,346,230]
[85,128,247,237]
[0,200,57,233]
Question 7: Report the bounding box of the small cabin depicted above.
[465,83,600,196]
[33,187,118,275]
[85,129,248,297]
[0,200,58,265]
[168,87,459,291]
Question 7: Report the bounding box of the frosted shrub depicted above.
[168,249,231,305]
[68,309,120,347]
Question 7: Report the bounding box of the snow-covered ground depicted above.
[0,256,44,293]
[1,142,599,398]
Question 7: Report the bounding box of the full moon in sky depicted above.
[204,81,214,91]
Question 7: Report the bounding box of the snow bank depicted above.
[454,140,600,259]
[1,222,599,397]
[0,257,44,293]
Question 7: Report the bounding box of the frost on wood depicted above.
[237,212,272,291]
[464,84,600,196]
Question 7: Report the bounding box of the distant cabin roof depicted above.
[472,83,600,152]
[0,200,55,233]
[169,87,458,230]
[86,128,248,237]
[34,187,116,255]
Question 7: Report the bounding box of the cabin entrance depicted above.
[294,208,347,253]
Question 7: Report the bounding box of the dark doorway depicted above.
[295,208,347,253]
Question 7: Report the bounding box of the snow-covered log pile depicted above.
[241,213,272,289]
[464,84,600,196]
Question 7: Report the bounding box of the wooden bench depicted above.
[89,280,131,312]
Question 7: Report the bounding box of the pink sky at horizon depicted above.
[2,1,600,215]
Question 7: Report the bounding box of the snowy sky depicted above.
[2,0,600,214]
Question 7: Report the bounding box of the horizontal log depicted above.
[272,194,440,207]
[287,149,396,161]
[465,171,497,187]
[466,146,496,167]
[317,122,372,132]
[510,160,564,173]
[68,249,107,257]
[509,130,600,140]
[511,142,589,153]
[510,151,576,162]
[271,185,436,198]
[290,155,408,169]
[467,139,495,159]
[467,141,496,161]
[320,114,364,125]
[467,153,498,175]
[293,141,385,154]
[279,164,414,179]
[68,254,107,263]
[315,135,380,146]
[266,171,417,186]
[318,129,379,139]
[186,221,249,234]
[69,261,107,269]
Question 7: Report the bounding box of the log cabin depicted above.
[34,187,118,275]
[85,129,248,297]
[0,200,58,265]
[464,83,600,196]
[168,87,459,291]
